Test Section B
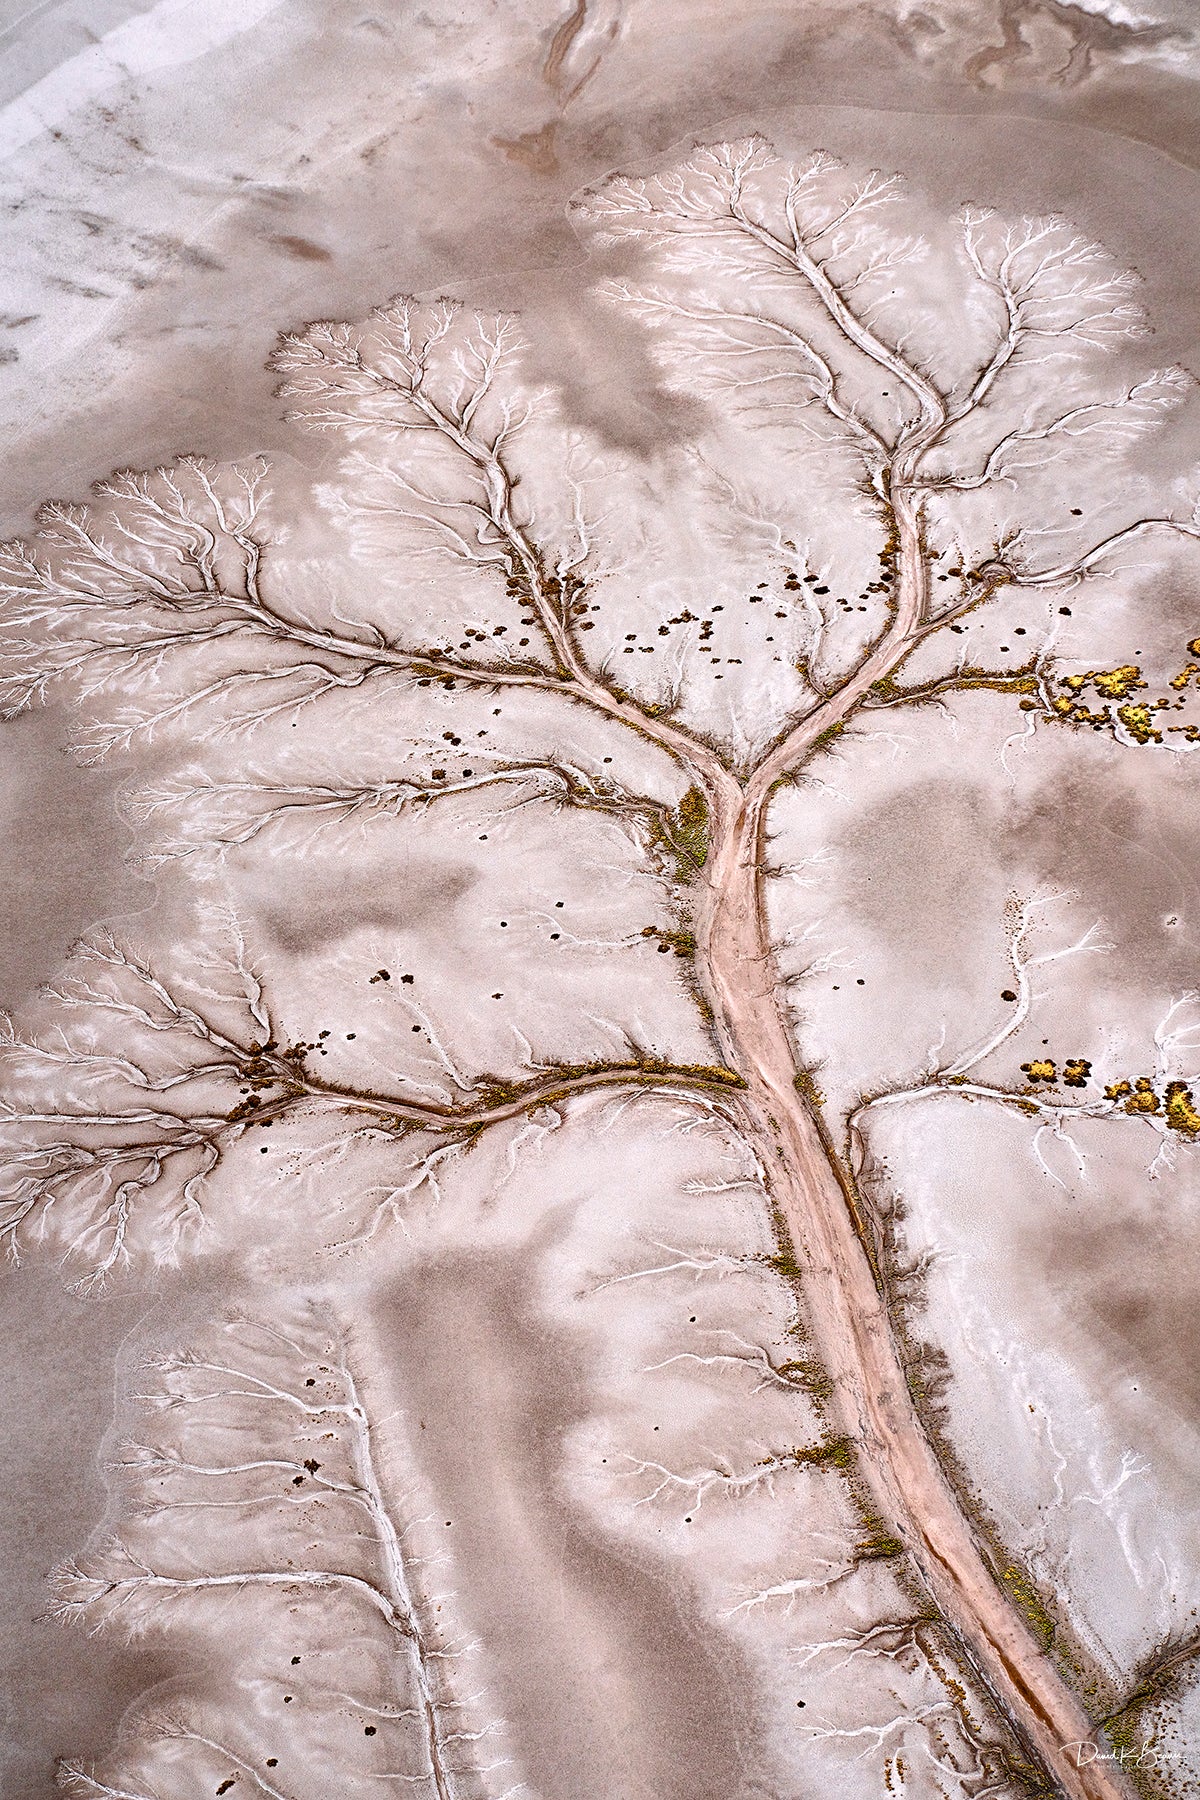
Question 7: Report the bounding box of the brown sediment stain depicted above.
[269,234,334,263]
[493,119,561,174]
[254,860,479,957]
[962,0,1188,89]
[1002,765,1200,987]
[375,1236,764,1800]
[835,777,1004,981]
[1037,1210,1200,1424]
[513,277,716,457]
[494,0,620,170]
[545,0,590,91]
[543,0,617,105]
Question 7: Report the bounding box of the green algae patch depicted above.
[790,1434,855,1472]
[651,785,710,879]
[1001,1565,1056,1650]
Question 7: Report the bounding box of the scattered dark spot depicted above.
[1001,989,1017,1002]
[50,278,109,299]
[176,243,225,273]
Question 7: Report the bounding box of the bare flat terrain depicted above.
[2,6,1200,1800]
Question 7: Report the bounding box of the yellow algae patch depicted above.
[1091,665,1144,699]
[1061,665,1144,700]
[674,785,709,867]
[1165,1083,1200,1135]
[1123,1078,1161,1116]
[1104,1076,1200,1131]
[1048,636,1200,743]
[1001,1565,1056,1650]
[1116,703,1162,743]
[651,784,709,878]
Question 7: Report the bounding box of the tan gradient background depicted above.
[2,2,1199,1793]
